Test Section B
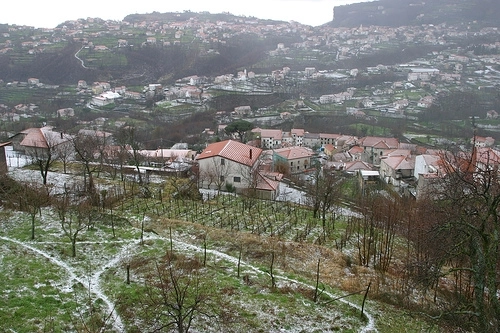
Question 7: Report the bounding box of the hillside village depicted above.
[1,12,500,136]
[1,2,500,332]
[4,117,497,204]
[0,5,499,213]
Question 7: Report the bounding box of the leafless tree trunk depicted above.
[25,130,69,185]
[419,147,500,331]
[18,183,50,240]
[140,253,219,333]
[116,126,145,185]
[55,187,90,257]
[72,131,104,195]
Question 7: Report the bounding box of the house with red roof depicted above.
[413,153,446,199]
[472,136,495,147]
[344,160,374,174]
[322,144,336,158]
[10,126,72,155]
[475,147,500,172]
[196,140,280,199]
[273,146,315,174]
[259,129,283,149]
[358,136,400,166]
[290,128,305,146]
[348,145,364,161]
[254,128,307,149]
[379,154,415,187]
[320,133,340,146]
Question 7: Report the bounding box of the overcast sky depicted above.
[1,0,372,28]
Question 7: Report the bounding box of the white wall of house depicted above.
[198,156,255,191]
[413,155,439,179]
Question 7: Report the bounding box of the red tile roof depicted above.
[196,140,262,167]
[256,172,280,192]
[381,155,415,170]
[360,136,399,149]
[345,160,373,172]
[273,146,314,160]
[260,129,283,140]
[20,128,48,148]
[19,127,71,149]
[320,133,340,139]
[349,146,364,154]
[291,128,305,136]
[476,147,500,166]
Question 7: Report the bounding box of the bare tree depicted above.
[103,145,129,181]
[116,126,146,185]
[307,166,346,230]
[25,129,70,185]
[421,147,500,331]
[18,182,51,240]
[141,253,219,333]
[54,188,90,257]
[72,131,105,194]
[56,138,75,174]
[199,157,229,194]
[239,160,261,200]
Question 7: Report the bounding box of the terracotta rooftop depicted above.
[345,160,373,172]
[360,136,399,149]
[20,128,47,148]
[381,155,415,170]
[20,127,70,149]
[273,146,314,160]
[349,146,364,154]
[256,172,280,192]
[291,128,305,136]
[196,140,262,167]
[260,129,283,140]
[476,147,500,166]
[320,133,341,139]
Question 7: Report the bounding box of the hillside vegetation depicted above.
[0,167,446,332]
[330,0,500,28]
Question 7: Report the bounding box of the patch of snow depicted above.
[170,237,378,332]
[0,235,125,332]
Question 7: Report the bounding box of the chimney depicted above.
[249,149,253,160]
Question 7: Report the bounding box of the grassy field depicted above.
[0,166,447,332]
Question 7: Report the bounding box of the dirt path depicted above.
[0,232,377,332]
[0,236,125,332]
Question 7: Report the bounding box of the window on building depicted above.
[233,176,241,183]
[220,175,225,181]
[221,158,225,165]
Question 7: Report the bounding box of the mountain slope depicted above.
[330,0,500,28]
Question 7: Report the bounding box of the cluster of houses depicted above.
[195,127,500,200]
[2,124,499,202]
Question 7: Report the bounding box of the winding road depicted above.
[74,46,89,69]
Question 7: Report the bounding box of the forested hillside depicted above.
[331,0,500,28]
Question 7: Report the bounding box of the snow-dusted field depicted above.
[1,151,378,332]
[1,221,378,332]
